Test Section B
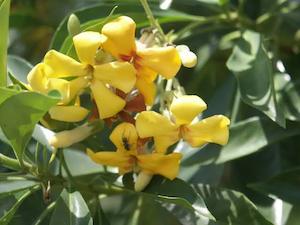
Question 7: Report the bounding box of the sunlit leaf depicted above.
[226,30,285,127]
[50,189,93,225]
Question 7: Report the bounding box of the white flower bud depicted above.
[67,14,81,37]
[176,45,197,68]
[49,121,103,148]
[134,172,153,192]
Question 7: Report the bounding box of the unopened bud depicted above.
[176,45,197,68]
[49,121,103,148]
[134,171,153,192]
[67,14,81,37]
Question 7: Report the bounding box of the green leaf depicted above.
[182,117,300,165]
[0,92,59,164]
[50,189,93,225]
[0,87,19,105]
[0,189,37,225]
[0,176,39,196]
[249,168,300,205]
[143,177,215,221]
[0,0,10,86]
[7,55,32,87]
[226,30,285,127]
[193,184,273,225]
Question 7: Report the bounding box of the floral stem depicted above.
[0,153,32,171]
[139,0,168,44]
[231,88,241,124]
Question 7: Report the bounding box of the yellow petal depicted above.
[87,149,133,174]
[49,105,89,122]
[27,63,51,93]
[137,46,181,79]
[93,61,136,93]
[170,95,207,125]
[46,78,70,104]
[44,50,86,77]
[69,76,89,101]
[137,153,182,180]
[135,77,156,106]
[135,111,179,153]
[184,115,230,147]
[153,136,178,154]
[90,80,126,119]
[101,16,136,58]
[73,31,105,65]
[109,122,138,154]
[137,66,157,83]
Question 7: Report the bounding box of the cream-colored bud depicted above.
[134,172,153,192]
[176,45,197,68]
[49,123,94,148]
[67,14,81,37]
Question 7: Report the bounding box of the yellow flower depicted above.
[87,122,182,181]
[28,31,137,121]
[101,16,181,105]
[136,95,230,153]
[27,63,90,122]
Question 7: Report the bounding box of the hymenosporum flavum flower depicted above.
[28,31,136,121]
[101,16,181,105]
[136,95,230,153]
[87,122,182,191]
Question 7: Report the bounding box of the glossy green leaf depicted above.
[0,176,39,196]
[0,189,37,225]
[193,184,273,225]
[0,92,59,163]
[182,117,300,166]
[7,55,32,87]
[0,0,10,86]
[226,30,285,127]
[143,177,215,221]
[249,168,300,205]
[50,189,93,225]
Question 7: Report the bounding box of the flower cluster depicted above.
[27,15,230,191]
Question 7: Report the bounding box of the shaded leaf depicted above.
[226,30,285,127]
[0,189,37,225]
[7,55,32,87]
[193,184,273,225]
[249,168,300,205]
[50,189,93,225]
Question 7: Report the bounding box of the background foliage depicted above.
[1,0,300,224]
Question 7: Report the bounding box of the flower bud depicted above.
[67,14,81,37]
[49,121,103,148]
[134,171,153,192]
[176,45,197,68]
